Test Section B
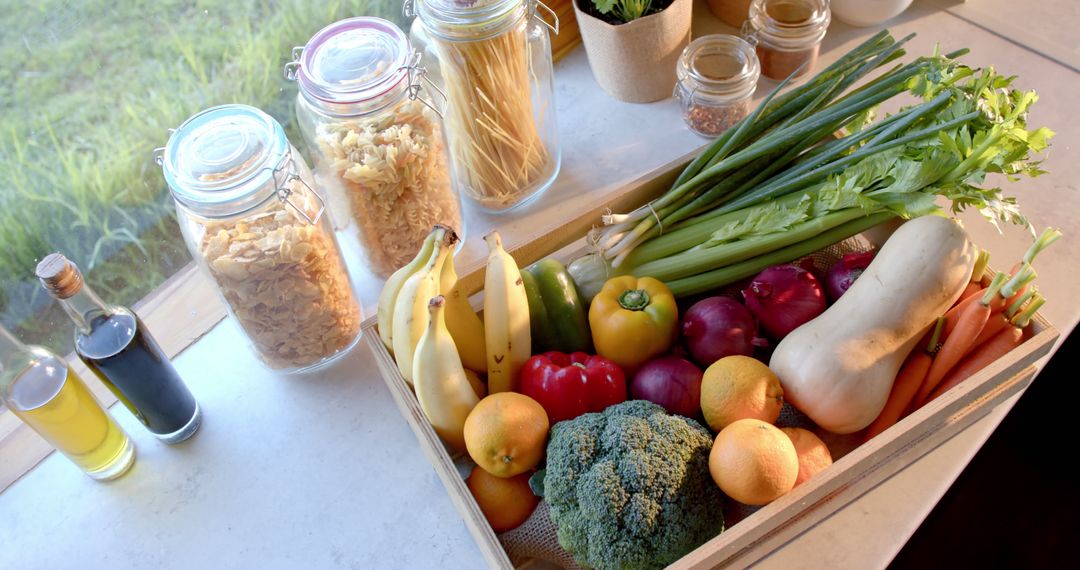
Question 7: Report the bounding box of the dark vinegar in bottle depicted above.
[76,311,201,443]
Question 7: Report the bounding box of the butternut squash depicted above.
[770,216,976,434]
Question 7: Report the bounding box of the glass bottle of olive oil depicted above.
[0,324,135,480]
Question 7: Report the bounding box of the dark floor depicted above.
[890,330,1080,568]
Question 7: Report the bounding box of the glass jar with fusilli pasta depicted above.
[287,17,464,278]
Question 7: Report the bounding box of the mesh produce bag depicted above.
[498,236,876,568]
[499,502,582,569]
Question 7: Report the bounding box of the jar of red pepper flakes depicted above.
[674,35,761,138]
[744,0,831,80]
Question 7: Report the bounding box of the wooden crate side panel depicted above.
[675,365,1038,570]
[673,320,1054,570]
[360,326,515,570]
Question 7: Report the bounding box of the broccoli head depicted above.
[543,400,725,570]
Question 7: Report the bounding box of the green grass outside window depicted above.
[0,0,399,351]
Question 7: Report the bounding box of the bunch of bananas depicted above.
[377,226,532,449]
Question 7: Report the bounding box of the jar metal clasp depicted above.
[740,20,759,47]
[151,128,179,166]
[400,51,447,118]
[403,0,417,18]
[532,1,560,35]
[673,82,699,103]
[283,46,305,81]
[272,153,325,226]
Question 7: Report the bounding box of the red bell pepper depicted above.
[520,351,627,424]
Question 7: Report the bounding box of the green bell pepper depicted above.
[521,259,593,353]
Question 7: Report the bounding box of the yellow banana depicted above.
[392,230,455,385]
[412,295,480,452]
[439,248,487,373]
[483,231,531,393]
[377,227,443,354]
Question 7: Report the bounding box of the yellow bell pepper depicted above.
[588,276,678,372]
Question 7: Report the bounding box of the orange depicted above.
[700,355,784,432]
[780,427,833,487]
[709,418,798,505]
[466,466,540,533]
[464,392,549,478]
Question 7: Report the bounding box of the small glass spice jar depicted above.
[674,35,761,138]
[744,0,831,80]
[158,105,363,373]
[286,17,463,278]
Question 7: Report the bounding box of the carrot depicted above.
[957,281,981,305]
[924,296,1044,404]
[1022,228,1062,267]
[942,290,984,338]
[941,265,1036,340]
[971,312,1008,348]
[1005,228,1061,306]
[1005,288,1038,319]
[914,273,1008,406]
[1004,262,1029,307]
[960,249,990,301]
[926,327,1024,402]
[863,318,944,442]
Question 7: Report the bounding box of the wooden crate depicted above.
[361,154,1059,569]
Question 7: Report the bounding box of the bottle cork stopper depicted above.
[35,253,84,300]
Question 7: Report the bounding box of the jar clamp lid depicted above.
[284,17,445,117]
[154,104,323,224]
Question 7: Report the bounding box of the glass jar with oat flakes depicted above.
[286,17,463,279]
[158,104,362,372]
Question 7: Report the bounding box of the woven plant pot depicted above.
[573,0,693,103]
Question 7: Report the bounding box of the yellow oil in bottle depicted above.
[10,359,134,480]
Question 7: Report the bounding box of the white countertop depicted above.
[3,2,1078,568]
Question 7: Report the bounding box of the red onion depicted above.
[825,250,876,303]
[630,356,703,418]
[681,296,765,367]
[742,264,826,340]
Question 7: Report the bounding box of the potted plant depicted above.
[573,0,693,103]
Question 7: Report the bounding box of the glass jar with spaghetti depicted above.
[674,35,761,138]
[412,0,561,213]
[744,0,830,80]
[287,17,464,278]
[158,105,362,372]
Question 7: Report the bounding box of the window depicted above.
[0,0,401,352]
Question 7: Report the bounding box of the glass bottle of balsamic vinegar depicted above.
[35,253,202,444]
